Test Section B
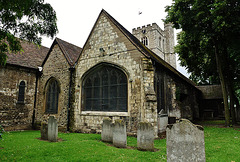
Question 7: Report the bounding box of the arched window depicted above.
[82,64,127,112]
[162,39,165,52]
[18,81,25,103]
[159,37,162,49]
[141,36,148,46]
[45,78,59,114]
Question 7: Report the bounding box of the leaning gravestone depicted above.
[158,110,168,133]
[137,122,154,151]
[40,122,48,140]
[101,117,113,142]
[48,116,58,142]
[166,119,206,162]
[113,119,127,148]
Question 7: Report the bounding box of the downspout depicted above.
[32,67,42,129]
[67,67,75,131]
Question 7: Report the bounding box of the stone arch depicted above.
[141,36,148,46]
[17,80,26,103]
[44,77,61,114]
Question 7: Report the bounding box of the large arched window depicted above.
[45,78,60,114]
[18,81,26,103]
[82,64,127,112]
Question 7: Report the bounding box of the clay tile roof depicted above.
[55,38,82,66]
[101,9,197,88]
[196,85,223,99]
[6,40,49,69]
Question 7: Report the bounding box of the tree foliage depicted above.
[164,0,240,126]
[0,0,58,65]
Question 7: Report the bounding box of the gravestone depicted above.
[137,122,154,151]
[113,119,127,148]
[167,119,206,162]
[40,122,48,140]
[101,117,113,142]
[48,116,58,142]
[158,110,168,133]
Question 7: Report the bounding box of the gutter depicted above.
[32,67,42,129]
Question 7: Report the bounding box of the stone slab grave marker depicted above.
[137,122,154,151]
[158,109,168,134]
[113,119,127,148]
[167,119,206,162]
[101,117,113,142]
[48,116,58,142]
[40,122,48,140]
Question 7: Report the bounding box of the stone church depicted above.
[1,9,205,135]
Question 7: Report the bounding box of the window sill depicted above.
[45,112,58,115]
[81,111,129,116]
[16,101,25,105]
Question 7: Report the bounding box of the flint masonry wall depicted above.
[36,44,71,130]
[0,65,36,130]
[73,14,158,135]
[154,65,200,120]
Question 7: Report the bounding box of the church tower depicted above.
[132,23,176,68]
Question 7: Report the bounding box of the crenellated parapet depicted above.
[132,23,164,36]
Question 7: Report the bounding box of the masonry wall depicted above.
[132,23,165,60]
[154,65,200,121]
[35,44,71,130]
[132,23,176,69]
[0,65,36,130]
[73,14,158,135]
[164,23,176,68]
[174,80,200,120]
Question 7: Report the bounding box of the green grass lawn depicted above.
[0,126,239,162]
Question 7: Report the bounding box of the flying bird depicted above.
[138,11,142,15]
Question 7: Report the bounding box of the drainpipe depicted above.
[32,67,42,129]
[67,67,75,131]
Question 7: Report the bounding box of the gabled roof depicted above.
[6,40,49,69]
[80,9,197,88]
[42,37,82,67]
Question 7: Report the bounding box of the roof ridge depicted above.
[55,37,74,65]
[56,37,81,49]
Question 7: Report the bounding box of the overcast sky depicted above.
[42,0,190,77]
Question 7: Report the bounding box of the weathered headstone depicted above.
[158,113,168,134]
[113,119,127,148]
[101,117,113,142]
[40,122,48,140]
[167,119,206,162]
[137,122,154,151]
[48,116,58,142]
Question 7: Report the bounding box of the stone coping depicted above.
[158,114,168,117]
[81,111,129,116]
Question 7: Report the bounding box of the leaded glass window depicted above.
[18,81,25,103]
[82,65,127,112]
[141,36,148,46]
[45,78,59,114]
